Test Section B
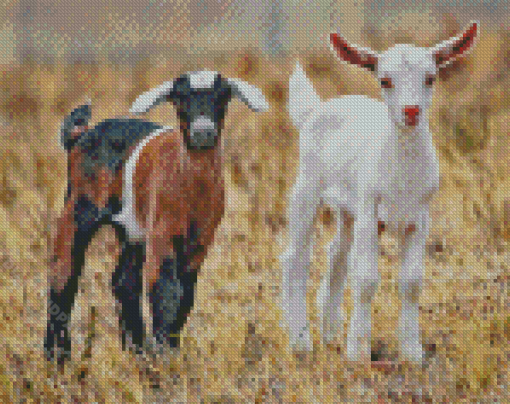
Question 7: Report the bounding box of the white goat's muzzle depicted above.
[404,106,420,127]
[394,109,420,128]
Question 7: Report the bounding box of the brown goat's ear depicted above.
[130,80,176,115]
[330,33,378,72]
[431,21,478,69]
[225,78,269,113]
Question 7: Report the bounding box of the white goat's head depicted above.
[330,21,478,129]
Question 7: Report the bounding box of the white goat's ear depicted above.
[330,33,378,72]
[225,78,269,113]
[129,80,175,115]
[288,62,320,131]
[431,21,479,69]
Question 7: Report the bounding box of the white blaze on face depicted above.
[191,115,215,131]
[189,70,218,90]
[190,116,217,147]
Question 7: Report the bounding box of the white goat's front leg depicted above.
[317,210,351,344]
[398,210,429,362]
[346,202,379,361]
[280,176,319,351]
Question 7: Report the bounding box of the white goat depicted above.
[281,22,478,362]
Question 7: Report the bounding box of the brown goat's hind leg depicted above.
[45,195,106,364]
[45,197,78,363]
[48,198,78,292]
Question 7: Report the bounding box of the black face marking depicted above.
[380,78,393,89]
[170,74,232,150]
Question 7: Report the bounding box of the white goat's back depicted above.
[301,95,393,154]
[299,95,395,201]
[288,62,321,131]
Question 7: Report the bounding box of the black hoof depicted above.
[44,331,71,365]
[45,289,72,364]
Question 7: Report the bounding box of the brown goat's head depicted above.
[130,71,269,150]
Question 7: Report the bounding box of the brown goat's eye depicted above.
[380,78,393,89]
[425,76,436,86]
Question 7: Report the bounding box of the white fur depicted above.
[112,126,173,240]
[281,22,478,362]
[191,115,215,131]
[130,81,175,115]
[225,77,270,113]
[129,74,268,351]
[287,64,320,131]
[130,73,269,116]
[189,70,217,89]
[430,27,479,69]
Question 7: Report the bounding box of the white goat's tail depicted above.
[288,62,321,131]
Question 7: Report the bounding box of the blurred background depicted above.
[0,1,509,402]
[1,0,508,64]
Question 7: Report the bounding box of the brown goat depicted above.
[45,71,269,364]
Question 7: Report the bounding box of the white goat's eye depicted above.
[425,76,436,86]
[380,78,393,89]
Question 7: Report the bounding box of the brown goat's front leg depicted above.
[187,189,224,273]
[143,220,178,349]
[144,216,201,349]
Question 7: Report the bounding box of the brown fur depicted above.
[49,198,79,291]
[134,129,224,288]
[49,127,225,294]
[49,143,126,291]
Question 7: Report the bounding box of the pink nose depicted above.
[404,106,420,118]
[404,106,420,126]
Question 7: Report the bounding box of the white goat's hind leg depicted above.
[398,211,429,362]
[317,210,351,344]
[346,205,379,361]
[281,176,319,351]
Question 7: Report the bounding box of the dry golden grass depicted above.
[1,15,509,403]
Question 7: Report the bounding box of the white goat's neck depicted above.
[394,116,431,153]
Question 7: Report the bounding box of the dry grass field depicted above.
[0,10,509,403]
